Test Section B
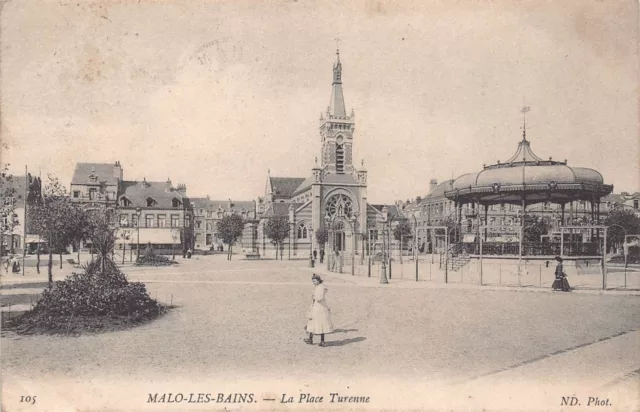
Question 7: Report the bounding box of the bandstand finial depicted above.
[521,105,531,142]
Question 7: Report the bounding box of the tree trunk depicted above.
[229,244,233,260]
[48,249,53,288]
[77,241,81,265]
[36,243,41,274]
[59,252,63,269]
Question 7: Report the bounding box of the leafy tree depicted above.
[83,205,118,273]
[523,215,551,242]
[30,176,84,287]
[604,208,640,250]
[216,214,244,260]
[315,227,328,262]
[265,217,290,260]
[0,164,19,262]
[393,220,412,250]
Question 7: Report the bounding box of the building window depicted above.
[634,200,639,210]
[196,220,202,229]
[119,215,129,227]
[73,191,80,198]
[171,215,179,227]
[157,214,167,228]
[185,216,191,227]
[120,197,131,207]
[172,198,181,208]
[89,188,97,200]
[336,143,345,173]
[297,223,308,239]
[132,215,139,227]
[145,215,154,228]
[206,222,212,231]
[207,211,213,218]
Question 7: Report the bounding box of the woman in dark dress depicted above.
[552,256,571,292]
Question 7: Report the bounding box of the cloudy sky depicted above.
[1,0,638,202]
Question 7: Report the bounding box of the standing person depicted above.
[186,248,192,259]
[552,256,571,292]
[313,250,317,261]
[304,274,334,347]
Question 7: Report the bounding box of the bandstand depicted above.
[444,127,613,260]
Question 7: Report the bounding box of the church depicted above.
[256,50,396,259]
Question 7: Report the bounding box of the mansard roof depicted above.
[119,180,185,209]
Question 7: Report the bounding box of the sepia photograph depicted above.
[1,1,639,411]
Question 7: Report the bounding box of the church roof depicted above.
[71,162,121,186]
[270,177,306,198]
[263,202,302,217]
[291,173,361,197]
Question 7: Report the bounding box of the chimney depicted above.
[429,179,438,194]
[176,183,187,194]
[114,161,123,181]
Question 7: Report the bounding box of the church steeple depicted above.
[319,48,355,174]
[329,48,346,117]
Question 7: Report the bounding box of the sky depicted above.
[1,0,638,203]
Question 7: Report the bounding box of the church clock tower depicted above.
[319,48,356,175]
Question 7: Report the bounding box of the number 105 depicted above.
[20,395,37,404]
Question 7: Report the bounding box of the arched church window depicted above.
[325,194,353,218]
[297,223,308,239]
[336,144,345,173]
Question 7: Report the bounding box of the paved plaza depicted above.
[2,255,640,411]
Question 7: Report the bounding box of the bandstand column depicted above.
[483,203,488,242]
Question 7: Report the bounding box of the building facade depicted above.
[188,197,257,251]
[257,50,394,259]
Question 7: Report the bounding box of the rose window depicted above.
[325,194,353,218]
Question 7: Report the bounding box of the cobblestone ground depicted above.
[2,256,639,411]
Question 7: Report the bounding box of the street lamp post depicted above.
[410,211,418,282]
[288,222,293,260]
[387,213,396,280]
[136,207,141,261]
[349,212,359,276]
[309,225,314,267]
[324,215,332,271]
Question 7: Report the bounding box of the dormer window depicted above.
[120,197,132,207]
[146,197,156,207]
[172,198,182,208]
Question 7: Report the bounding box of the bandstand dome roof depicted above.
[445,135,613,206]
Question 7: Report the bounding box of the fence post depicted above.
[539,265,542,287]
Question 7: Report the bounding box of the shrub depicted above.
[135,248,177,266]
[8,263,165,335]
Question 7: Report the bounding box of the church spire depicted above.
[329,47,346,117]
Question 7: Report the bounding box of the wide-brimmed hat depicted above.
[311,274,323,283]
[555,256,563,262]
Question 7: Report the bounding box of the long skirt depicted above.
[552,277,571,292]
[306,302,334,334]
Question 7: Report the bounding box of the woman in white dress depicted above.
[304,274,334,347]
